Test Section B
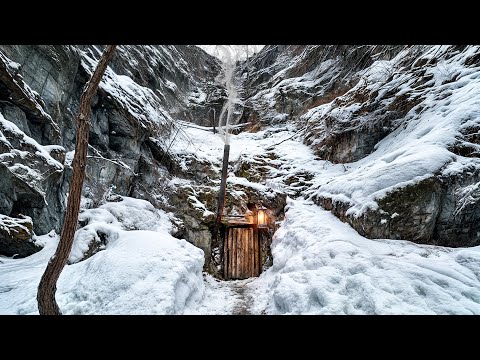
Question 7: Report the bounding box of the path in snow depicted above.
[187,275,257,315]
[230,279,255,315]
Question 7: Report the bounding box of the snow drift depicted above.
[248,198,480,314]
[0,198,206,315]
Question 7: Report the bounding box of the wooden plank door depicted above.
[224,227,260,280]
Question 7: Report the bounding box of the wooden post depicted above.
[246,230,249,279]
[250,228,254,277]
[252,225,258,276]
[228,227,233,279]
[223,226,228,279]
[258,228,263,274]
[216,144,230,228]
[237,228,241,278]
[215,143,230,276]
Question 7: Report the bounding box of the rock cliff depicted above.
[1,44,479,270]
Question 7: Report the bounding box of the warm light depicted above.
[257,206,267,228]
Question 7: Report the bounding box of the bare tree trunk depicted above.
[37,45,117,315]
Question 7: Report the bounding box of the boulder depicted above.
[0,214,40,257]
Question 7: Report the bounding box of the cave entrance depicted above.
[222,220,261,280]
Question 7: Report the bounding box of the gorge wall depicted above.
[1,44,479,274]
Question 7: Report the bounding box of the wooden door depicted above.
[224,226,260,280]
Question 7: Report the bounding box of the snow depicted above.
[187,89,207,104]
[228,175,268,192]
[101,72,171,128]
[188,195,215,218]
[60,230,204,315]
[164,95,480,314]
[81,54,173,132]
[0,128,11,148]
[0,214,32,236]
[0,229,205,315]
[3,98,480,315]
[65,150,74,166]
[69,196,175,263]
[3,45,480,315]
[0,52,54,127]
[0,197,207,315]
[248,198,480,314]
[164,79,177,92]
[184,274,238,315]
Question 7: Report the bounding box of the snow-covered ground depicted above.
[2,121,478,315]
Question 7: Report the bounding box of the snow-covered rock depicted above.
[0,112,66,235]
[69,195,175,264]
[0,214,39,257]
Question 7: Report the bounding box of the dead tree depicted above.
[37,45,117,315]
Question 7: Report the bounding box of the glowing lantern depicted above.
[257,205,268,228]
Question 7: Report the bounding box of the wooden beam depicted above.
[253,226,257,277]
[223,227,228,279]
[232,228,237,279]
[246,229,250,278]
[258,228,263,274]
[229,227,234,279]
[238,228,244,279]
[251,228,255,277]
[245,229,249,278]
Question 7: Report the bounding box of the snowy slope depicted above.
[0,229,203,315]
[248,198,480,314]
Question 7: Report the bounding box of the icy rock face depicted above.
[310,45,480,247]
[240,45,406,163]
[435,169,480,247]
[0,48,69,237]
[0,113,67,235]
[0,45,224,258]
[237,45,403,129]
[240,45,480,247]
